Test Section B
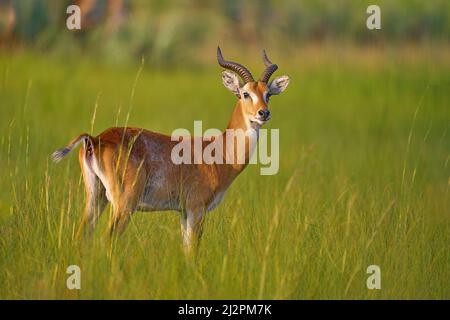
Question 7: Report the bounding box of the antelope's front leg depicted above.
[180,210,204,254]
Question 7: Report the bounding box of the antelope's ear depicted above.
[268,75,290,95]
[222,71,241,95]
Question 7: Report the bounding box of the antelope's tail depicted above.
[51,133,93,163]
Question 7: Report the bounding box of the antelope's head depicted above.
[217,47,290,128]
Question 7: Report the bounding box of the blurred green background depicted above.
[1,0,449,66]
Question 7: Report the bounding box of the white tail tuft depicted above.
[51,148,71,163]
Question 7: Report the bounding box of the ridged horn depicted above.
[217,46,254,83]
[259,50,278,83]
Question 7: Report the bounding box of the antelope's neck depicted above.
[220,101,259,176]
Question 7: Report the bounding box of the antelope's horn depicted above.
[259,49,278,83]
[217,46,254,83]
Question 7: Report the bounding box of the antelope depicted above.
[51,47,289,251]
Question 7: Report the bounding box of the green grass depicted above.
[0,46,449,299]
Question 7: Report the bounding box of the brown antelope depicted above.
[51,47,289,251]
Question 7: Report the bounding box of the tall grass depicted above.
[0,45,448,299]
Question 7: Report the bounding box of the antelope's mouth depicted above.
[250,115,271,126]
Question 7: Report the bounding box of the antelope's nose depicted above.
[258,109,271,120]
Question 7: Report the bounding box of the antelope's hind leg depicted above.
[107,164,147,237]
[76,148,109,238]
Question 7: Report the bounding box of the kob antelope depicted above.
[52,47,289,251]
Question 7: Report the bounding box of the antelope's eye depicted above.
[243,92,250,99]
